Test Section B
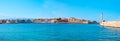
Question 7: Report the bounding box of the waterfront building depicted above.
[68,17,76,23]
[8,19,19,24]
[0,20,2,24]
[9,20,16,23]
[26,19,32,23]
[15,19,18,23]
[68,17,89,24]
[6,20,10,24]
[17,19,26,23]
[0,19,32,24]
[43,19,50,23]
[81,19,89,24]
[50,18,58,23]
[68,17,81,23]
[2,20,7,24]
[59,18,68,23]
[33,19,45,23]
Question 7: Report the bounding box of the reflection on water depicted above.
[105,27,120,30]
[98,26,120,41]
[0,24,120,41]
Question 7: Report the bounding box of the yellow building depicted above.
[68,17,88,24]
[68,17,76,23]
[68,17,81,23]
[33,19,45,23]
[81,19,89,24]
[50,18,58,23]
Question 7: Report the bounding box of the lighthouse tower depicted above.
[100,12,103,23]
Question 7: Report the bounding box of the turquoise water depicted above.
[0,24,120,41]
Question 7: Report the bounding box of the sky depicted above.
[0,0,120,21]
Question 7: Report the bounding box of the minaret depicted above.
[100,12,103,23]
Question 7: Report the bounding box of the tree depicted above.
[57,18,61,21]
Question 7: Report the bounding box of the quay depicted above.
[100,13,120,27]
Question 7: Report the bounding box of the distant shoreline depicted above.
[0,23,98,24]
[0,17,98,24]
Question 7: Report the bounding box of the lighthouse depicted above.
[100,12,104,25]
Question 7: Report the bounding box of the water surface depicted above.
[0,24,120,41]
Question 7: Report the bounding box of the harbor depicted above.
[0,0,120,41]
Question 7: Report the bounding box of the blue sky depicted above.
[0,0,120,21]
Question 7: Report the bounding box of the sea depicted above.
[0,24,120,41]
